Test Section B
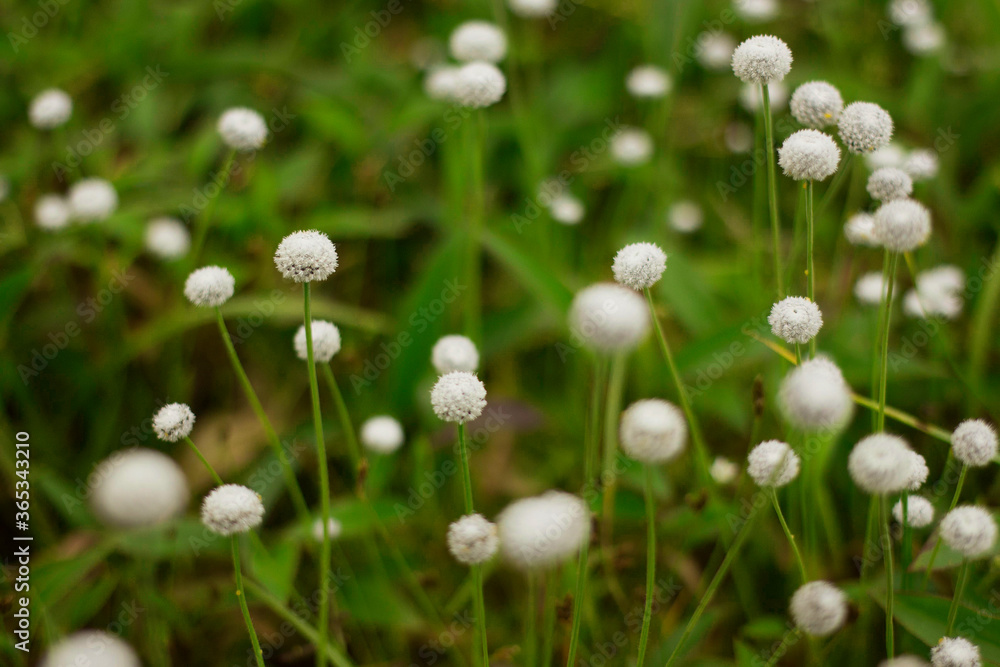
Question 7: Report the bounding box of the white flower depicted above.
[747,440,800,487]
[507,0,558,17]
[153,403,196,442]
[496,491,590,569]
[931,636,982,667]
[880,655,931,667]
[904,278,963,320]
[790,81,844,129]
[668,200,703,233]
[904,22,945,55]
[612,242,667,290]
[855,272,888,306]
[739,80,788,112]
[274,230,339,282]
[731,35,793,84]
[866,143,908,171]
[568,283,650,353]
[940,505,998,559]
[29,88,72,129]
[848,433,914,494]
[201,484,265,536]
[424,66,461,101]
[34,194,71,231]
[893,495,934,528]
[725,121,754,153]
[626,65,672,98]
[873,198,931,253]
[789,581,848,637]
[906,450,929,490]
[432,335,479,374]
[549,194,585,225]
[448,513,500,565]
[312,516,343,541]
[89,449,188,528]
[951,419,998,467]
[696,32,736,70]
[779,356,854,431]
[39,631,140,667]
[68,178,118,222]
[889,0,933,27]
[733,0,779,22]
[145,217,190,259]
[431,371,487,424]
[838,102,894,155]
[360,415,405,454]
[217,107,268,151]
[294,320,342,363]
[867,167,913,202]
[184,266,235,307]
[611,127,653,166]
[710,456,739,484]
[450,21,507,63]
[844,212,880,247]
[768,296,823,344]
[778,129,841,181]
[619,399,687,464]
[904,149,939,181]
[454,61,507,108]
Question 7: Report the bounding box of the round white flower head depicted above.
[619,399,687,464]
[789,581,848,637]
[184,266,235,307]
[34,194,71,231]
[710,456,740,484]
[778,129,841,181]
[838,102,894,155]
[904,22,945,56]
[848,433,914,494]
[931,636,982,667]
[360,415,405,454]
[449,21,507,63]
[89,449,188,528]
[668,200,703,233]
[893,495,934,528]
[29,88,72,129]
[790,81,844,129]
[951,419,998,467]
[294,320,341,363]
[496,491,590,569]
[880,656,931,667]
[731,35,793,84]
[696,31,736,70]
[217,107,268,151]
[145,217,190,259]
[855,272,888,306]
[905,450,929,490]
[201,484,265,536]
[768,296,823,344]
[612,242,667,290]
[611,127,653,167]
[274,230,338,282]
[431,371,487,424]
[779,356,854,431]
[748,440,800,487]
[69,178,118,222]
[549,194,585,225]
[39,631,140,667]
[448,513,499,565]
[312,516,343,541]
[626,65,672,98]
[568,283,650,353]
[941,505,998,558]
[904,288,961,320]
[867,143,908,171]
[867,167,914,202]
[454,61,507,108]
[739,80,788,111]
[873,198,931,253]
[734,0,778,22]
[844,212,881,247]
[904,148,940,181]
[425,66,461,102]
[889,0,932,27]
[507,0,557,17]
[919,265,965,294]
[153,403,196,442]
[432,334,479,374]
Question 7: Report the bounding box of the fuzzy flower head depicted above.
[844,212,881,247]
[889,0,933,27]
[507,0,558,17]
[906,450,929,490]
[867,167,914,202]
[874,198,931,253]
[450,21,507,62]
[789,581,848,637]
[848,434,915,495]
[312,516,343,541]
[153,403,196,442]
[39,631,140,667]
[778,129,842,182]
[145,217,190,260]
[619,399,687,464]
[448,513,500,565]
[855,272,888,306]
[90,449,188,528]
[549,194,585,225]
[668,200,703,233]
[69,178,118,222]
[626,65,672,98]
[184,266,235,307]
[696,32,736,70]
[454,61,507,108]
[274,230,338,282]
[893,495,934,528]
[294,320,341,363]
[610,127,653,166]
[218,107,268,151]
[768,296,823,344]
[748,440,800,487]
[779,356,854,431]
[904,22,945,56]
[940,505,998,559]
[880,657,930,667]
[612,242,667,290]
[432,335,479,374]
[905,149,940,181]
[34,194,71,231]
[29,88,72,129]
[568,283,650,353]
[867,143,908,171]
[201,484,265,536]
[906,265,964,320]
[951,419,998,467]
[838,102,894,154]
[424,66,461,102]
[790,81,844,128]
[496,491,590,569]
[430,371,487,424]
[931,636,982,667]
[360,415,405,454]
[711,456,740,484]
[731,35,793,84]
[733,0,778,22]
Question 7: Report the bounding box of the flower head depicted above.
[848,433,915,494]
[668,200,703,233]
[866,143,907,170]
[626,65,672,98]
[844,212,880,247]
[838,102,894,154]
[450,21,507,62]
[779,356,854,431]
[274,230,339,282]
[496,491,590,569]
[610,127,653,166]
[425,66,461,101]
[201,484,265,536]
[294,320,342,363]
[145,217,190,259]
[739,80,788,111]
[69,178,118,222]
[29,88,72,129]
[941,505,998,559]
[612,242,667,290]
[951,419,998,467]
[549,194,585,225]
[889,0,932,27]
[217,107,268,151]
[906,450,929,490]
[904,265,965,320]
[904,148,939,181]
[184,266,235,307]
[696,32,736,70]
[904,22,945,56]
[879,657,930,667]
[731,35,793,84]
[568,283,650,353]
[790,81,844,128]
[893,495,934,528]
[454,61,507,108]
[90,449,188,528]
[432,335,479,374]
[619,399,687,464]
[931,636,982,667]
[747,440,800,487]
[448,513,499,565]
[153,403,196,442]
[867,167,914,202]
[431,371,487,424]
[734,0,778,22]
[360,415,405,454]
[711,456,740,484]
[855,272,888,306]
[312,516,343,541]
[873,198,931,252]
[768,296,823,344]
[789,581,848,637]
[507,0,558,17]
[34,194,71,231]
[39,631,139,667]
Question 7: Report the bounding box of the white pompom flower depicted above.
[696,32,736,70]
[889,0,932,27]
[184,266,235,307]
[904,22,945,56]
[568,283,650,353]
[848,433,915,495]
[217,107,268,152]
[747,440,800,487]
[626,65,672,98]
[906,264,965,320]
[778,129,841,181]
[549,194,585,225]
[866,143,908,171]
[312,516,343,541]
[610,127,653,167]
[612,242,667,290]
[153,403,196,442]
[449,21,507,63]
[731,35,793,84]
[904,149,940,181]
[844,212,881,247]
[951,419,998,467]
[294,320,341,363]
[507,0,558,17]
[432,334,479,374]
[873,198,931,253]
[448,513,500,565]
[879,657,930,667]
[855,272,888,306]
[710,456,740,484]
[668,200,703,233]
[69,178,118,222]
[39,631,140,667]
[360,415,405,454]
[89,449,188,528]
[496,491,590,569]
[274,230,339,282]
[790,81,844,129]
[733,0,778,22]
[431,371,487,424]
[454,61,507,108]
[940,505,998,559]
[619,399,687,464]
[145,217,191,260]
[768,296,823,344]
[29,88,72,129]
[905,450,929,491]
[867,167,914,202]
[838,102,894,155]
[425,66,462,102]
[789,581,848,637]
[201,484,265,536]
[778,356,854,431]
[34,194,71,231]
[931,636,982,667]
[893,495,934,528]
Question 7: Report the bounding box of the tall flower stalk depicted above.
[232,536,266,667]
[761,83,783,298]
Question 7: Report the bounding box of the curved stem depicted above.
[761,83,783,299]
[320,363,362,470]
[184,436,223,485]
[636,467,657,667]
[946,559,970,635]
[925,464,968,579]
[232,537,266,667]
[877,252,899,432]
[882,496,895,658]
[771,488,808,584]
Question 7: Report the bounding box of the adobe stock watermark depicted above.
[339,0,413,62]
[7,0,74,53]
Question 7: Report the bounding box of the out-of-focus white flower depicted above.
[848,433,915,495]
[844,212,880,247]
[184,266,235,307]
[34,194,71,231]
[90,449,188,528]
[668,200,703,233]
[892,495,934,528]
[496,491,589,569]
[294,320,342,363]
[360,415,405,454]
[739,80,788,112]
[619,399,687,463]
[450,21,507,63]
[951,419,998,468]
[549,194,585,225]
[867,167,913,202]
[904,22,945,55]
[507,0,558,17]
[904,149,939,181]
[145,217,191,259]
[432,335,479,374]
[39,631,140,667]
[904,265,965,320]
[69,178,118,222]
[610,128,653,166]
[725,122,754,153]
[696,32,736,70]
[733,0,779,23]
[568,283,650,353]
[866,143,907,171]
[29,88,72,129]
[710,456,739,484]
[940,505,997,559]
[626,65,672,98]
[790,81,844,128]
[454,61,507,108]
[218,107,268,151]
[789,581,848,637]
[312,516,343,541]
[448,513,499,565]
[779,356,854,431]
[855,272,888,306]
[425,66,462,102]
[873,198,931,253]
[889,0,933,27]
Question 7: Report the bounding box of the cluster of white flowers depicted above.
[848,434,927,495]
[904,265,965,320]
[422,22,508,108]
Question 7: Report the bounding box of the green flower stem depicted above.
[861,496,880,581]
[190,148,237,264]
[877,252,900,432]
[232,537,266,667]
[761,83,784,299]
[600,353,629,610]
[457,423,475,514]
[541,571,556,667]
[320,363,362,471]
[771,488,808,584]
[636,467,657,667]
[457,423,489,667]
[871,251,891,432]
[806,179,816,358]
[464,111,486,342]
[882,496,895,658]
[184,436,223,485]
[818,154,853,213]
[925,463,968,579]
[214,308,310,521]
[901,493,913,591]
[968,238,1000,412]
[946,559,970,635]
[526,573,538,667]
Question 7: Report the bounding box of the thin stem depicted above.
[901,493,913,591]
[601,353,629,609]
[565,532,590,667]
[926,464,968,578]
[877,252,899,432]
[761,83,784,299]
[232,537,266,667]
[473,564,489,667]
[541,570,556,667]
[184,436,223,485]
[457,423,475,514]
[819,154,853,213]
[946,559,970,635]
[871,251,891,432]
[882,496,895,658]
[526,573,538,667]
[771,488,808,584]
[806,179,816,358]
[968,238,1000,412]
[320,363,363,471]
[464,111,486,341]
[636,467,657,667]
[190,148,237,264]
